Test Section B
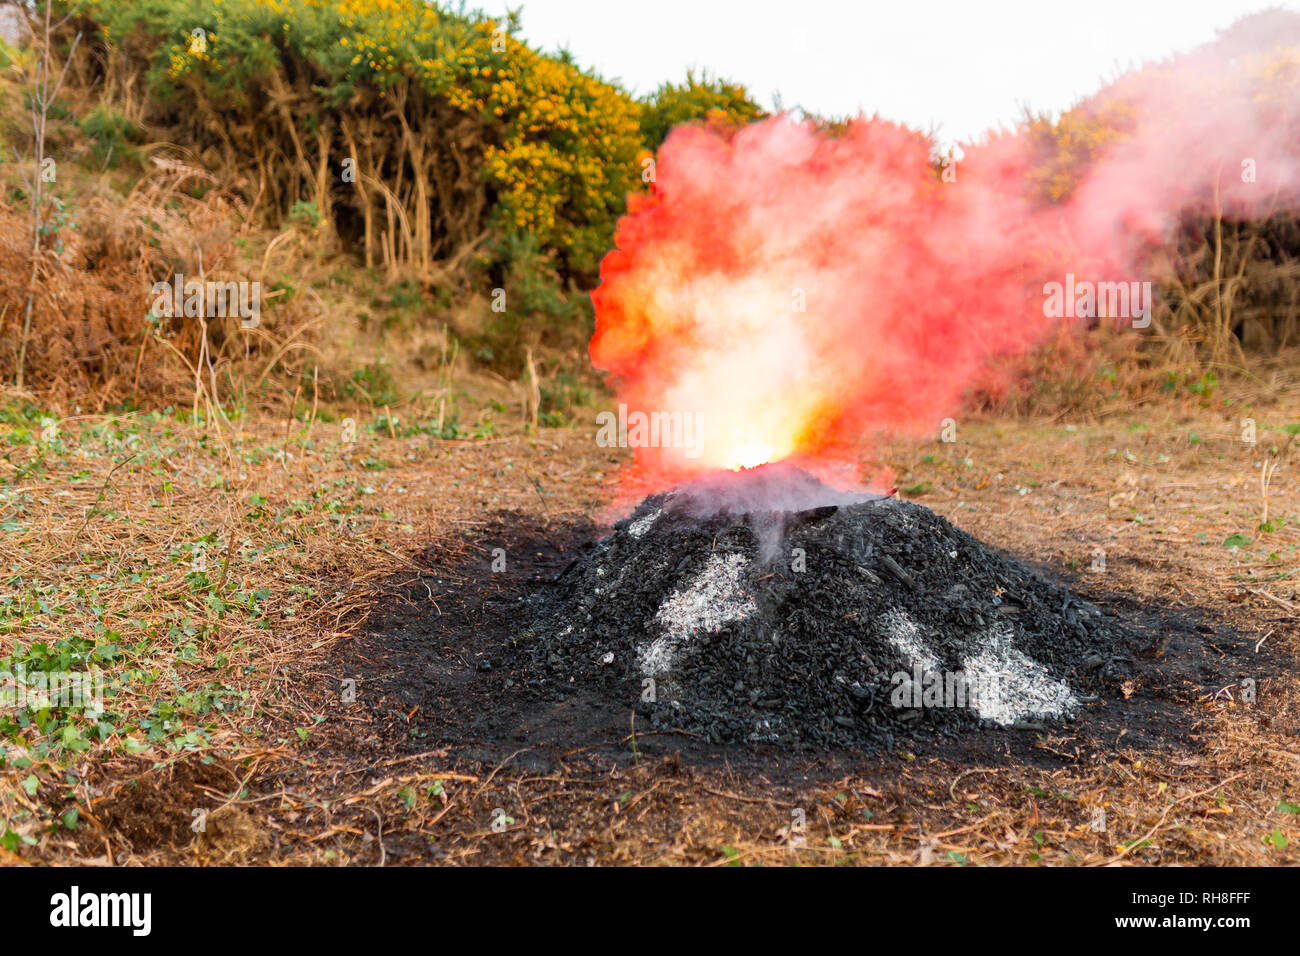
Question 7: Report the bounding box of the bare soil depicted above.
[12,391,1300,866]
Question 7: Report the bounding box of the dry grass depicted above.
[1154,215,1300,362]
[0,149,336,412]
[0,374,1297,866]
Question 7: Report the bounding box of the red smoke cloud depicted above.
[590,11,1300,496]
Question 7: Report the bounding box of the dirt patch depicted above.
[84,755,249,859]
[334,491,1256,778]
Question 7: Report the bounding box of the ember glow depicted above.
[728,443,777,472]
[590,12,1300,498]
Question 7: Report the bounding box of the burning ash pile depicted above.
[521,464,1136,750]
[514,16,1300,750]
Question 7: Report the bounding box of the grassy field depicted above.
[2,377,1297,866]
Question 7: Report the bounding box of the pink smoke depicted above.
[590,11,1300,494]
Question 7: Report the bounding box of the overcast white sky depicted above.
[477,0,1296,146]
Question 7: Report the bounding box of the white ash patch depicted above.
[961,625,1078,726]
[879,609,941,673]
[655,552,756,639]
[627,509,660,539]
[637,552,756,679]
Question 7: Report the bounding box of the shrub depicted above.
[72,0,647,287]
[475,230,592,373]
[641,71,766,150]
[77,103,145,168]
